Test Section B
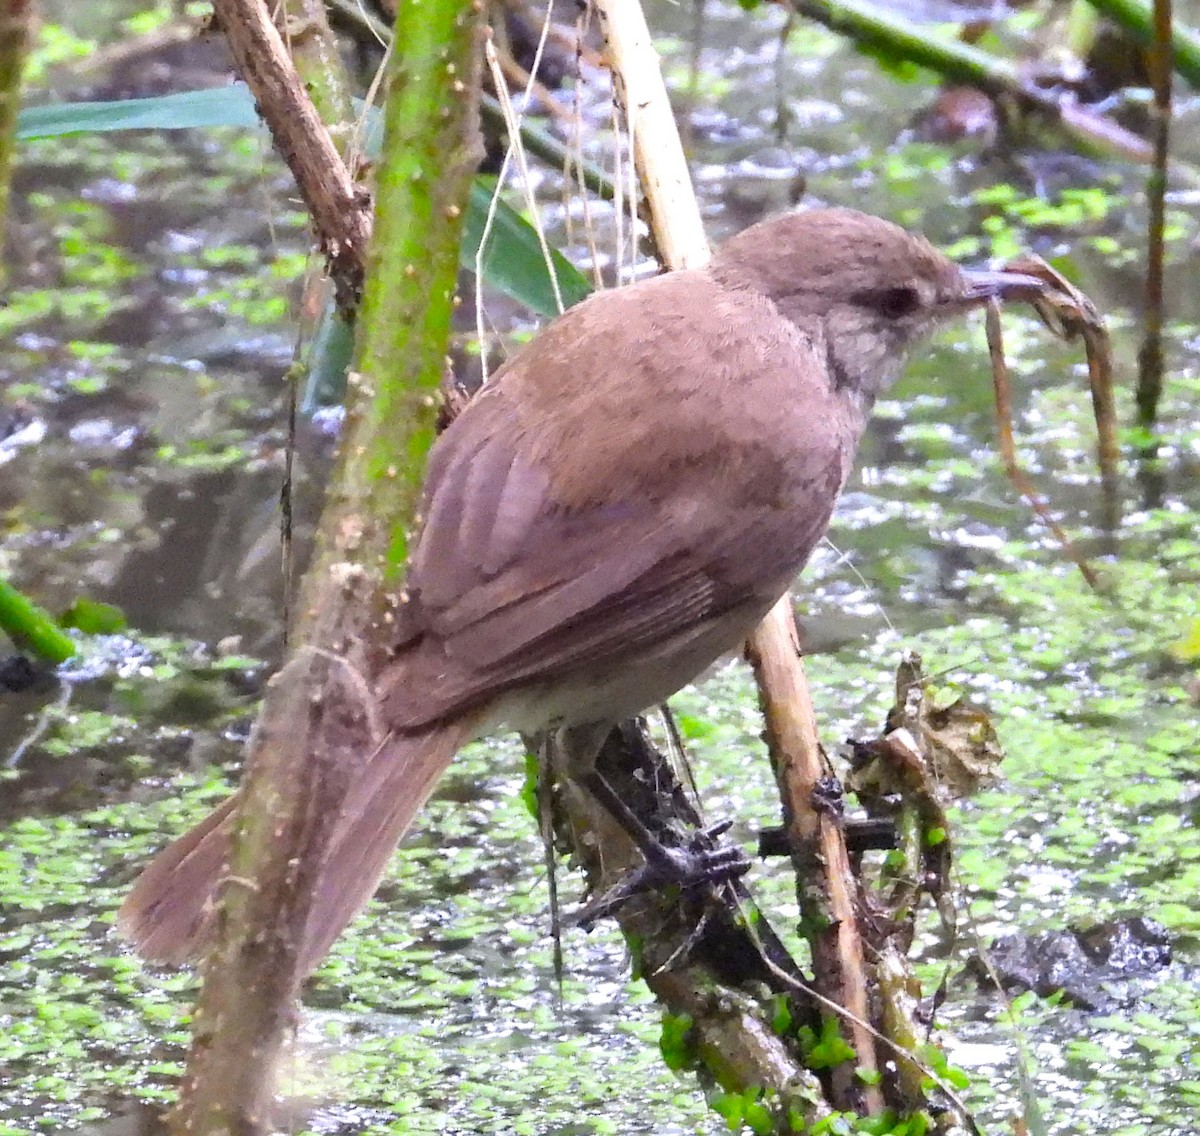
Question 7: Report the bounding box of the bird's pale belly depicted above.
[474,594,782,739]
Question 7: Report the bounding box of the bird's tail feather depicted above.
[118,719,471,978]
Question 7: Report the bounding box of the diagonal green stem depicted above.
[0,578,75,664]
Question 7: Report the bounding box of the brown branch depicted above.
[553,0,887,1124]
[551,722,833,1132]
[170,647,367,1133]
[595,0,879,1109]
[211,0,372,313]
[745,600,881,1111]
[0,0,33,269]
[1136,0,1173,433]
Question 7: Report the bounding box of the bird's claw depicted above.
[571,821,750,930]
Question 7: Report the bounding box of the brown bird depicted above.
[120,208,1041,978]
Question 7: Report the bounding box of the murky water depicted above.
[3,3,1199,1134]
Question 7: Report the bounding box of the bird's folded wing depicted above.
[380,388,839,729]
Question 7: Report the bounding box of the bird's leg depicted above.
[558,723,750,928]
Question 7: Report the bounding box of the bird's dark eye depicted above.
[868,286,921,319]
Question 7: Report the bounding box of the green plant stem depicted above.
[787,0,1151,160]
[171,1,483,1130]
[0,578,75,663]
[1088,0,1200,88]
[344,5,485,577]
[281,0,355,131]
[327,0,615,199]
[1065,0,1102,57]
[481,92,614,200]
[791,0,1022,93]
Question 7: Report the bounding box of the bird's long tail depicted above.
[118,718,472,978]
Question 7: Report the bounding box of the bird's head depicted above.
[709,208,1043,402]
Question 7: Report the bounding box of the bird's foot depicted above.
[572,819,750,930]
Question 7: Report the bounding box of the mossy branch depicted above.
[170,2,483,1131]
[0,0,33,285]
[279,0,356,134]
[341,6,486,578]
